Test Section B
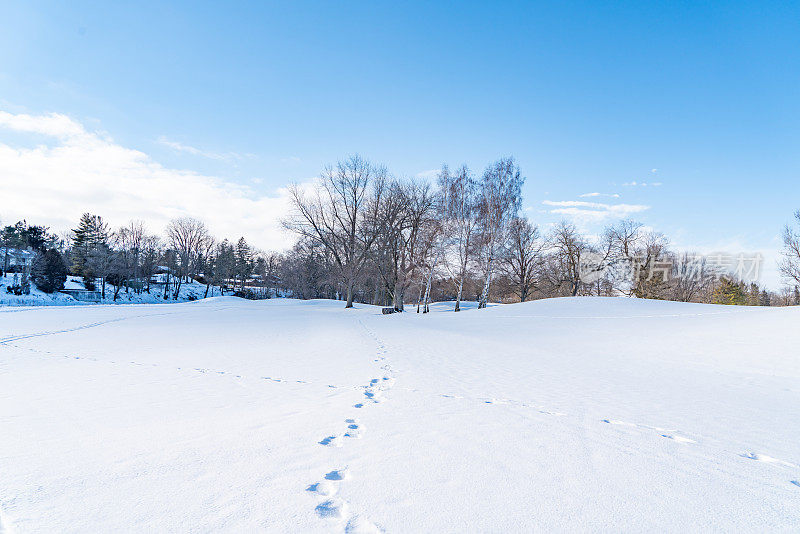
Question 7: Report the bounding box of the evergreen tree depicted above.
[711,277,748,305]
[71,213,109,287]
[31,249,68,293]
[213,240,236,293]
[235,237,253,289]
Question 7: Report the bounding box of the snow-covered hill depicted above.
[0,297,798,532]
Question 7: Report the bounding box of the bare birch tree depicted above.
[476,157,523,308]
[438,165,480,312]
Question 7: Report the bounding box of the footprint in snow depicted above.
[325,468,351,481]
[344,421,363,438]
[307,481,338,496]
[319,435,343,447]
[602,419,636,426]
[315,498,349,520]
[661,434,696,444]
[740,452,798,468]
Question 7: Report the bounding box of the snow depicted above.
[0,274,216,307]
[0,297,798,532]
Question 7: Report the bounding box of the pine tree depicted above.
[711,277,748,305]
[31,249,68,293]
[71,213,109,287]
[235,237,253,289]
[214,240,236,293]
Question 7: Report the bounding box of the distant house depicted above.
[1,247,35,272]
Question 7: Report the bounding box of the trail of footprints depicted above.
[309,374,394,532]
[307,320,394,532]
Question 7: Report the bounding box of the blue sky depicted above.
[1,1,798,286]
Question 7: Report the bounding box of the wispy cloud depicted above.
[157,135,248,161]
[0,110,297,250]
[622,180,662,187]
[579,192,620,198]
[543,199,650,221]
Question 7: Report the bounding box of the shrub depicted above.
[31,249,68,293]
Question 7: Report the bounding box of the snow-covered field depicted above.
[1,297,798,532]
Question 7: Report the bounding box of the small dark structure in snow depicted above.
[381,307,397,315]
[60,289,101,303]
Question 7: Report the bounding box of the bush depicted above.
[31,249,68,293]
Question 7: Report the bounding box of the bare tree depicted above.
[501,216,542,302]
[439,165,480,311]
[476,157,523,309]
[374,179,436,311]
[139,234,162,294]
[284,155,386,308]
[669,252,714,302]
[548,221,589,296]
[115,220,146,294]
[780,210,800,286]
[166,217,212,297]
[630,231,671,299]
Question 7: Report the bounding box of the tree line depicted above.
[1,215,278,301]
[282,155,800,310]
[3,154,800,308]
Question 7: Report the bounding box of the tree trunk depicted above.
[173,276,183,299]
[478,257,494,309]
[345,280,354,308]
[423,261,435,314]
[393,283,404,312]
[455,278,463,312]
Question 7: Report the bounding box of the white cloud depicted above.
[157,135,247,161]
[0,110,87,138]
[579,192,620,198]
[622,181,662,187]
[0,111,297,251]
[542,199,650,221]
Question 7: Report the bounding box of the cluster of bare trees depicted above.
[284,155,526,311]
[283,155,798,310]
